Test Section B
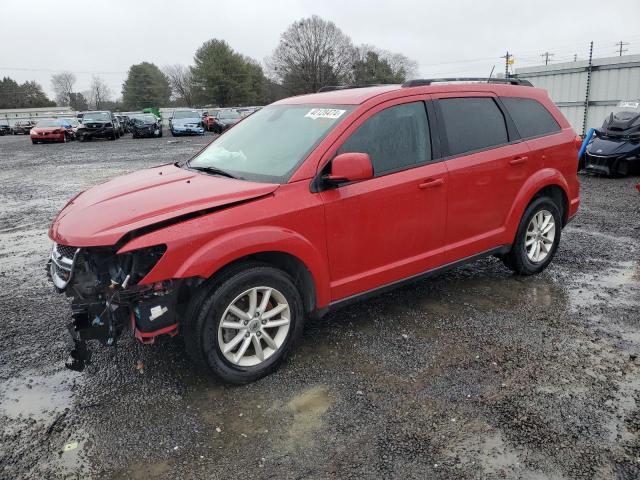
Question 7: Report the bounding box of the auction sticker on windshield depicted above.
[305,108,346,120]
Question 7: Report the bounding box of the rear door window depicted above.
[437,97,508,156]
[338,101,431,176]
[501,97,561,138]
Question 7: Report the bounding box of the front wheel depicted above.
[503,197,562,275]
[184,263,305,384]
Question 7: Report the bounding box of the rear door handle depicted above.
[509,156,528,166]
[418,178,444,189]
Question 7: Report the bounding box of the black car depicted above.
[116,115,131,133]
[76,111,119,141]
[211,109,241,134]
[12,120,36,135]
[583,104,640,176]
[0,121,11,136]
[130,114,163,138]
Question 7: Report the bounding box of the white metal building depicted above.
[0,106,74,123]
[516,54,640,134]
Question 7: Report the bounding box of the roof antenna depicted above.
[488,65,495,79]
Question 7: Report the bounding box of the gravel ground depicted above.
[0,132,639,480]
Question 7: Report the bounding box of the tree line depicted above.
[0,15,417,111]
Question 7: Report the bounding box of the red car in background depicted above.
[30,118,74,144]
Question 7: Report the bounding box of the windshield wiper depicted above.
[189,165,239,179]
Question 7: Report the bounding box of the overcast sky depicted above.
[2,0,639,99]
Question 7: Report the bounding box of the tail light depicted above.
[574,135,583,151]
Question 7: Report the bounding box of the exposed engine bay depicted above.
[48,242,193,371]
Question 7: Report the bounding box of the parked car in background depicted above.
[0,120,11,135]
[130,113,163,138]
[169,109,204,136]
[13,120,36,135]
[113,117,123,138]
[65,117,80,135]
[210,109,241,133]
[202,109,221,132]
[30,118,75,144]
[583,101,640,176]
[76,111,119,141]
[47,79,580,383]
[116,115,131,133]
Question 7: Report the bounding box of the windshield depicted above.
[173,110,200,119]
[187,104,352,183]
[36,118,63,127]
[83,112,110,122]
[132,115,157,123]
[219,110,240,120]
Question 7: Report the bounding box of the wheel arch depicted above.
[206,251,318,315]
[505,169,570,244]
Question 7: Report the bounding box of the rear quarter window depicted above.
[437,97,509,156]
[502,97,561,138]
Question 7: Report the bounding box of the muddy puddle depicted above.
[569,260,640,311]
[0,368,79,422]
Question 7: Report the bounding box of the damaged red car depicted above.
[31,118,74,144]
[48,78,580,383]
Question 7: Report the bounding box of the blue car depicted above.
[169,109,205,136]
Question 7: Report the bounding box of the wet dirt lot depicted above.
[0,132,639,480]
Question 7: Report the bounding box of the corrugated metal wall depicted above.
[516,54,640,133]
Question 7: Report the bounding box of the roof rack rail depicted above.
[401,77,533,87]
[317,84,387,93]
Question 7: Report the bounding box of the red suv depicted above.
[48,78,580,383]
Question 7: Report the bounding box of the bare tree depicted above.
[385,52,418,80]
[50,72,76,106]
[163,64,194,106]
[266,15,356,95]
[352,45,418,83]
[87,76,112,110]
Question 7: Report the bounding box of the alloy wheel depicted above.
[525,209,556,263]
[217,286,291,367]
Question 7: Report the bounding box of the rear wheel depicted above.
[183,263,305,384]
[503,197,562,275]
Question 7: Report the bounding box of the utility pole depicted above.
[615,41,629,56]
[573,54,578,62]
[582,41,594,137]
[501,51,513,77]
[541,51,554,66]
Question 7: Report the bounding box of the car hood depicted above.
[49,164,279,247]
[587,137,640,157]
[172,118,200,125]
[31,127,62,133]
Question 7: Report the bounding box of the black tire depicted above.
[158,129,163,138]
[183,262,305,384]
[31,139,37,144]
[171,129,177,137]
[109,131,116,140]
[502,196,562,275]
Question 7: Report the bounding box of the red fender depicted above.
[120,225,332,309]
[502,168,571,244]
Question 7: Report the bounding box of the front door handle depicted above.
[509,156,529,166]
[418,178,444,189]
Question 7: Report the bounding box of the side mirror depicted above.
[324,152,373,185]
